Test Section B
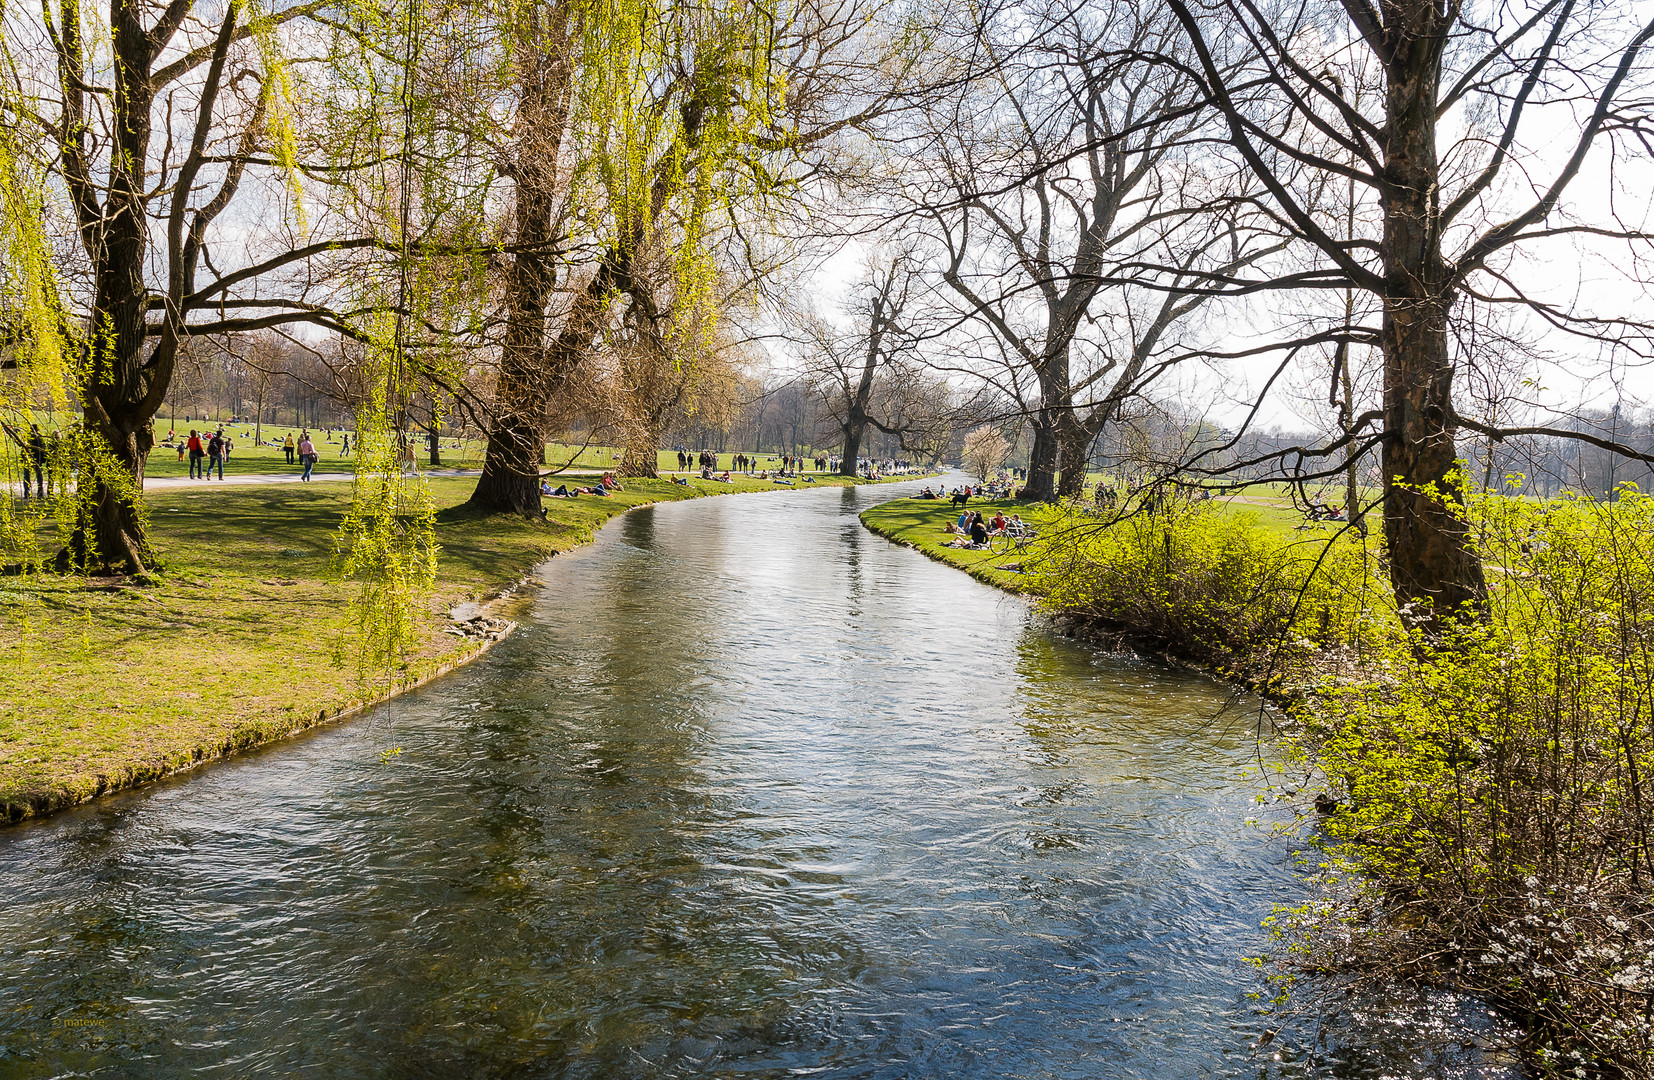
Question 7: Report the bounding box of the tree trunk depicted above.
[68,418,157,574]
[75,116,159,574]
[1055,409,1094,500]
[1021,411,1059,501]
[620,431,658,478]
[465,6,570,518]
[1377,10,1488,628]
[468,391,545,516]
[839,414,865,476]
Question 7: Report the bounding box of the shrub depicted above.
[1034,487,1654,1070]
[1293,489,1654,1072]
[1029,496,1392,690]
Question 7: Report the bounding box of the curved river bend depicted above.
[0,479,1514,1078]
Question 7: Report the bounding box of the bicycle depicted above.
[990,528,1038,555]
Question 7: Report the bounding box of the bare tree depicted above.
[961,424,1010,481]
[801,250,933,474]
[899,0,1276,501]
[1160,0,1654,627]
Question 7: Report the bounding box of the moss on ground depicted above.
[0,470,904,822]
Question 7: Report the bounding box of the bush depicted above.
[1294,490,1654,1072]
[1030,496,1391,689]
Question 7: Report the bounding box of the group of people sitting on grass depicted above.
[943,509,1029,549]
[915,484,980,503]
[541,472,624,499]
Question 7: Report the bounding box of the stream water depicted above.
[0,478,1518,1078]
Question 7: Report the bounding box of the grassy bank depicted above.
[859,493,1365,681]
[0,470,902,823]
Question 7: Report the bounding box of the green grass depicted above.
[141,434,843,480]
[0,468,910,822]
[7,409,845,480]
[860,491,1358,595]
[858,496,1056,592]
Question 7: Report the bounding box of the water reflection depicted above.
[0,480,1518,1078]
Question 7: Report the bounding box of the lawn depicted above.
[859,491,1361,594]
[0,468,905,823]
[141,430,844,480]
[858,496,1056,592]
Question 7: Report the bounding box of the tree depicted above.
[462,0,577,516]
[463,0,904,505]
[803,251,924,475]
[0,0,349,570]
[1160,0,1654,626]
[903,0,1274,501]
[961,424,1009,482]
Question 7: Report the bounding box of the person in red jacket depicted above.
[186,430,205,479]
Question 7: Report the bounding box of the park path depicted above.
[142,467,483,489]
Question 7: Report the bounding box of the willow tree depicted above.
[0,0,341,573]
[462,0,913,500]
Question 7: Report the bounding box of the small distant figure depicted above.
[340,433,351,457]
[298,432,317,481]
[187,430,205,478]
[284,432,296,464]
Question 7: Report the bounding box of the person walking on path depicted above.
[206,429,226,479]
[187,430,206,479]
[298,433,317,481]
[283,432,295,464]
[2,422,47,498]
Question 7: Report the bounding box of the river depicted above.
[0,478,1517,1078]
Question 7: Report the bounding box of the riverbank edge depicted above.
[855,499,1271,689]
[2,472,934,827]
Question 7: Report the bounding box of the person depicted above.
[969,515,990,547]
[206,429,226,479]
[991,511,1008,534]
[298,433,317,481]
[283,432,296,464]
[24,424,46,498]
[186,429,205,478]
[956,508,971,532]
[2,421,47,498]
[340,433,351,456]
